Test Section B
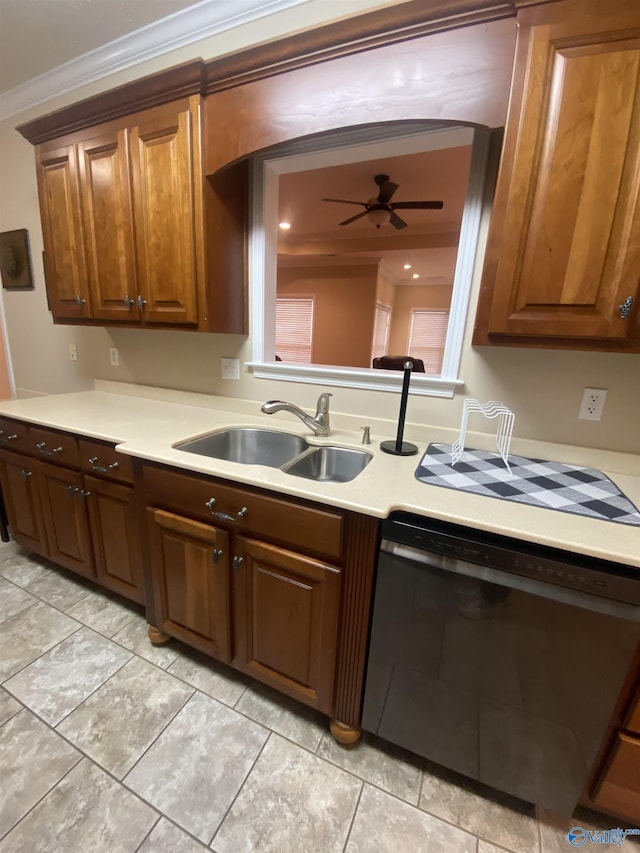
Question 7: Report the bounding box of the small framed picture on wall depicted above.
[0,229,34,290]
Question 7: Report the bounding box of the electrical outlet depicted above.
[109,347,119,367]
[69,343,78,362]
[578,387,607,421]
[221,357,240,380]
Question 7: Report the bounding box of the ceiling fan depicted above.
[322,173,443,230]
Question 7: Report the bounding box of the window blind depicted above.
[371,304,391,363]
[408,310,450,374]
[275,298,314,362]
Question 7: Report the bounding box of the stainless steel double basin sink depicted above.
[175,428,372,483]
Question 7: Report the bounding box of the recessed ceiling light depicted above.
[403,263,412,270]
[412,273,420,279]
[279,221,291,230]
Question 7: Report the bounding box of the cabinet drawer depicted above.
[30,427,79,468]
[143,464,343,560]
[593,732,640,822]
[79,439,134,484]
[0,418,29,454]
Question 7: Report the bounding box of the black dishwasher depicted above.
[362,511,640,815]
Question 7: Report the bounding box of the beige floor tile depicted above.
[347,783,477,852]
[57,655,193,778]
[0,708,81,837]
[235,680,325,751]
[167,647,249,705]
[419,766,540,853]
[0,687,21,725]
[25,566,93,610]
[112,615,180,669]
[4,626,132,725]
[479,842,515,853]
[125,691,268,844]
[0,576,37,622]
[1,758,157,852]
[317,731,423,804]
[65,590,141,637]
[138,817,208,852]
[213,733,362,853]
[0,553,50,588]
[0,600,79,681]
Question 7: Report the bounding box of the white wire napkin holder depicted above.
[451,399,515,474]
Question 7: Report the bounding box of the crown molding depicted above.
[0,0,311,122]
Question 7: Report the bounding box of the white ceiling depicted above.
[0,0,201,93]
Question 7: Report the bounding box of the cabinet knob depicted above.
[36,441,63,456]
[232,555,244,572]
[205,497,248,524]
[211,548,223,565]
[619,296,634,318]
[136,295,147,310]
[123,295,135,308]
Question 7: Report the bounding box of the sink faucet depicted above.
[261,392,332,436]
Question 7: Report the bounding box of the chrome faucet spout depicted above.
[261,392,332,436]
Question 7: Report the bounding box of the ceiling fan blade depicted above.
[389,211,407,230]
[377,180,399,204]
[390,200,444,210]
[339,211,370,226]
[322,198,368,206]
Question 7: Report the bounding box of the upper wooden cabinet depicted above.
[474,0,640,351]
[36,97,204,328]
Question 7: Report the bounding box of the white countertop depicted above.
[0,382,638,568]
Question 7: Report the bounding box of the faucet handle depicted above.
[315,392,333,413]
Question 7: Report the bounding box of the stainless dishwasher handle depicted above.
[205,497,248,523]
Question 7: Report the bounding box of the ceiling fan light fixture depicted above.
[367,208,391,228]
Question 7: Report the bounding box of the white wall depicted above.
[0,0,638,452]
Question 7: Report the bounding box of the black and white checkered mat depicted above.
[415,443,640,526]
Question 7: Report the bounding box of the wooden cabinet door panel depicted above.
[234,537,341,714]
[594,732,640,822]
[130,102,198,325]
[147,508,230,661]
[36,142,91,319]
[38,463,94,578]
[627,690,640,735]
[77,128,139,322]
[0,450,48,555]
[86,475,144,603]
[476,0,640,348]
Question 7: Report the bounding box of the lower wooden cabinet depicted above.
[147,508,230,660]
[0,448,48,556]
[233,537,341,714]
[38,461,95,578]
[594,733,640,821]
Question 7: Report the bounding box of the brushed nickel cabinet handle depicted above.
[212,548,223,565]
[88,456,119,473]
[0,431,18,443]
[75,295,86,305]
[123,294,135,308]
[36,442,63,456]
[205,497,248,523]
[232,555,244,572]
[67,486,80,496]
[136,294,147,309]
[619,296,634,318]
[21,469,32,479]
[80,490,91,500]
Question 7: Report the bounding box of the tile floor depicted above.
[0,539,633,852]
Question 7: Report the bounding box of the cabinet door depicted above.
[0,450,48,555]
[85,475,144,603]
[476,0,640,348]
[147,508,230,661]
[233,537,342,714]
[38,462,95,578]
[77,128,140,323]
[593,733,640,822]
[36,142,92,319]
[129,100,199,325]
